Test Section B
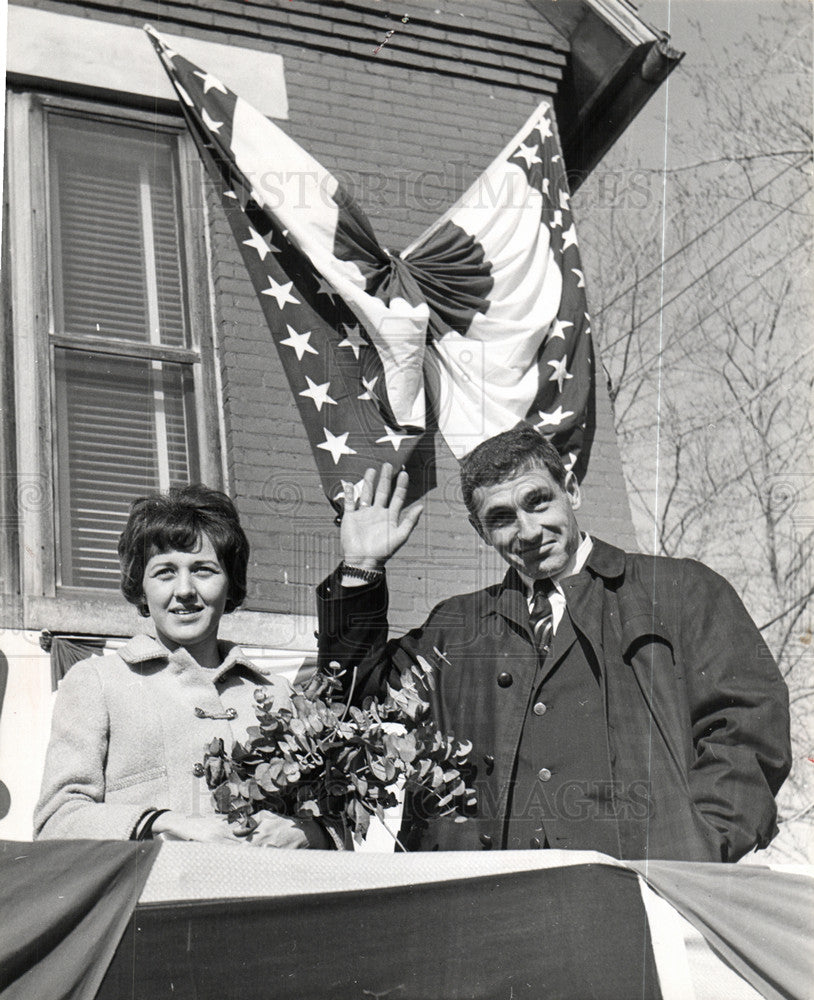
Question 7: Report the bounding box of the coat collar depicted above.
[581,537,627,580]
[118,633,268,683]
[482,536,626,619]
[488,568,531,631]
[479,537,672,661]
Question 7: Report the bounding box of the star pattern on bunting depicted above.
[316,276,339,302]
[280,324,318,360]
[337,478,366,506]
[318,428,357,464]
[376,425,416,451]
[299,376,337,411]
[535,405,575,429]
[337,324,365,359]
[512,140,541,169]
[194,69,228,94]
[243,227,277,260]
[549,319,573,341]
[262,276,300,309]
[201,108,223,133]
[547,357,573,392]
[561,224,578,251]
[358,376,379,401]
[536,119,554,143]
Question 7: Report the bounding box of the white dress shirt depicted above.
[526,533,593,635]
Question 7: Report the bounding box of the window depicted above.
[4,93,223,626]
[48,115,201,588]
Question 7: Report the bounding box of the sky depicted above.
[613,0,804,170]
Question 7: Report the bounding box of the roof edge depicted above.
[582,0,664,46]
[563,37,685,189]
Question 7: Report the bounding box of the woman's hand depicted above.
[152,811,242,844]
[244,810,331,849]
[151,810,330,848]
[340,463,423,573]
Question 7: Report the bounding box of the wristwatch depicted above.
[340,562,384,584]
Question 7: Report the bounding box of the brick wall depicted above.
[15,0,637,629]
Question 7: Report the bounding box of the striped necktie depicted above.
[529,580,554,657]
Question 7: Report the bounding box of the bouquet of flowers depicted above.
[197,657,476,845]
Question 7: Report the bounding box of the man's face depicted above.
[470,463,582,582]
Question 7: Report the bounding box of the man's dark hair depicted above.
[460,425,568,519]
[118,484,249,617]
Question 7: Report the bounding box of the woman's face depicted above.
[142,533,229,657]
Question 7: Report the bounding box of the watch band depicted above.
[340,562,384,584]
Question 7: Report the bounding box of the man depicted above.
[317,427,791,861]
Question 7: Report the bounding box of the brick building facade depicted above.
[0,0,677,836]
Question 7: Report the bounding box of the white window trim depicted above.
[5,90,228,631]
[6,4,289,120]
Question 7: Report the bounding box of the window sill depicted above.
[22,591,317,650]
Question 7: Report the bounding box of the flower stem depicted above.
[376,814,407,853]
[339,666,358,722]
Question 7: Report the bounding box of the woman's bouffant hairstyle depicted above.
[118,484,250,618]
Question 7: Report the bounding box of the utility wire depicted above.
[595,155,808,318]
[603,230,810,365]
[684,233,810,333]
[603,188,809,346]
[605,235,809,418]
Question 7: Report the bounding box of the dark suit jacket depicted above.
[317,538,791,861]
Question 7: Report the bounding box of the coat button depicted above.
[483,754,495,775]
[497,672,513,688]
[532,702,547,716]
[479,834,493,849]
[538,767,552,782]
[530,837,542,849]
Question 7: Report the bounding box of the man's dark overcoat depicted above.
[318,538,790,862]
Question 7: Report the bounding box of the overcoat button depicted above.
[479,834,493,849]
[530,837,542,849]
[532,702,547,716]
[497,672,513,688]
[538,767,552,782]
[483,754,495,774]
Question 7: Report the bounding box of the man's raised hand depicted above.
[340,463,423,574]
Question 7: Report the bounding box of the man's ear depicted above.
[468,514,488,543]
[564,471,582,511]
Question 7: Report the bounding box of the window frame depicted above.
[5,89,226,632]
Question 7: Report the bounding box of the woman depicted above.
[34,484,333,848]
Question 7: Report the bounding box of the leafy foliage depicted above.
[197,659,475,845]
